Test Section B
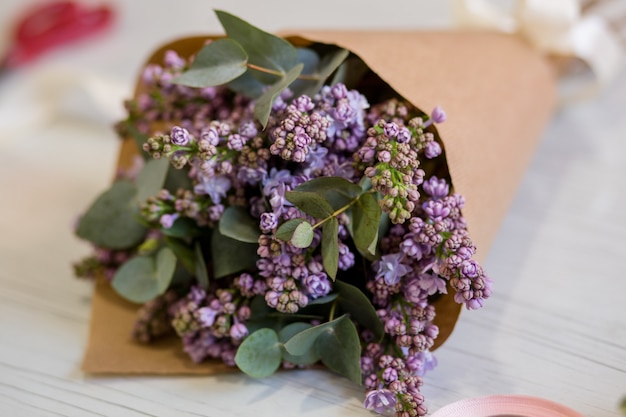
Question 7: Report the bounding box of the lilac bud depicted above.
[384,122,399,138]
[164,50,186,70]
[229,323,249,341]
[196,307,217,327]
[259,212,278,233]
[170,126,191,146]
[201,128,220,146]
[227,134,246,151]
[159,213,179,229]
[397,127,411,143]
[363,389,397,414]
[422,176,449,199]
[378,150,392,163]
[331,83,348,99]
[382,367,398,383]
[424,141,442,159]
[430,106,446,124]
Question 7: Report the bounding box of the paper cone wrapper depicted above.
[82,31,556,374]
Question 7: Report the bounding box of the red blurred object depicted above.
[1,1,114,69]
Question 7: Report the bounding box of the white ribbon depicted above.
[454,0,625,99]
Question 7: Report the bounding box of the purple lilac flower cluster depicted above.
[81,50,493,417]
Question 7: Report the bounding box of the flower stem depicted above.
[311,189,376,231]
[246,63,319,81]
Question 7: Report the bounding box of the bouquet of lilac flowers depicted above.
[73,11,499,417]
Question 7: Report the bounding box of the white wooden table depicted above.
[0,1,624,416]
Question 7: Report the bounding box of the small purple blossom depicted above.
[430,106,447,124]
[422,176,449,199]
[259,212,278,233]
[397,127,411,144]
[363,389,397,414]
[171,126,191,146]
[418,273,448,295]
[302,272,332,299]
[376,253,412,285]
[423,106,447,127]
[159,213,179,229]
[229,323,248,341]
[195,174,231,204]
[384,122,399,138]
[196,307,217,327]
[424,141,442,159]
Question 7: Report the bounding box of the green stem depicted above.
[311,189,376,231]
[246,63,319,81]
[328,299,338,321]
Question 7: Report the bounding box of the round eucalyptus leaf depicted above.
[76,180,146,250]
[234,328,282,378]
[111,247,176,303]
[279,322,319,366]
[291,221,314,248]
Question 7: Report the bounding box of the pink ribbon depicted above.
[430,395,586,417]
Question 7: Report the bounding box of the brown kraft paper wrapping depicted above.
[81,31,556,374]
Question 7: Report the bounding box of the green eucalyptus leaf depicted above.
[315,316,362,384]
[291,176,361,211]
[227,70,265,98]
[161,217,198,239]
[322,218,339,280]
[163,163,193,192]
[194,241,209,290]
[211,229,258,278]
[279,322,319,366]
[334,280,384,341]
[290,221,314,248]
[290,47,320,95]
[135,158,170,203]
[302,48,349,97]
[218,206,260,243]
[172,39,248,87]
[163,236,196,273]
[254,63,303,128]
[275,218,306,241]
[76,180,146,250]
[126,123,150,159]
[111,247,177,303]
[215,10,297,77]
[351,192,382,256]
[283,315,345,356]
[285,190,334,219]
[234,328,282,378]
[306,293,338,306]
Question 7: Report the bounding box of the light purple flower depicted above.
[201,128,220,146]
[363,389,397,414]
[422,176,449,200]
[159,213,179,229]
[259,212,278,233]
[418,272,448,295]
[414,351,437,376]
[302,272,332,299]
[164,50,186,70]
[384,122,399,138]
[430,106,446,123]
[424,141,442,159]
[229,323,248,341]
[194,174,231,204]
[196,307,217,327]
[170,126,191,146]
[375,253,412,285]
[397,127,411,144]
[262,168,292,197]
